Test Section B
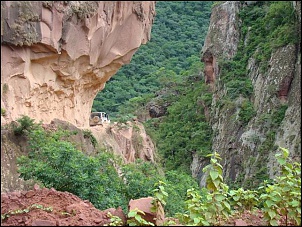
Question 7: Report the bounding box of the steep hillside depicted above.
[118,1,301,189]
[198,1,301,188]
[1,118,157,193]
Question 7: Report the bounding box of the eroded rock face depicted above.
[1,1,155,127]
[201,1,241,87]
[197,1,301,188]
[88,121,155,164]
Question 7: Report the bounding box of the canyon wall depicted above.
[196,1,301,188]
[1,1,155,127]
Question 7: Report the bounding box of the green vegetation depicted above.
[150,180,168,215]
[127,208,155,226]
[2,83,8,94]
[91,1,300,182]
[259,147,301,226]
[68,1,99,20]
[217,1,298,125]
[1,204,53,221]
[16,116,200,215]
[92,0,299,192]
[17,125,128,210]
[9,2,39,46]
[13,116,300,225]
[106,212,124,226]
[96,2,215,178]
[12,115,37,136]
[83,129,97,148]
[7,1,301,225]
[238,1,299,73]
[238,100,256,125]
[228,188,259,212]
[145,81,213,174]
[92,1,212,117]
[1,108,6,116]
[105,147,300,226]
[164,170,199,216]
[174,148,300,226]
[251,106,288,166]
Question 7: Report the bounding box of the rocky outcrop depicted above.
[128,197,165,226]
[88,120,155,164]
[198,1,301,188]
[1,129,36,193]
[201,1,241,88]
[1,1,155,127]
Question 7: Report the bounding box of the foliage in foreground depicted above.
[17,126,128,210]
[174,148,301,226]
[259,147,301,226]
[14,117,300,226]
[108,147,300,226]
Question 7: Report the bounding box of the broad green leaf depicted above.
[279,147,289,158]
[270,219,278,226]
[229,190,236,196]
[289,200,299,207]
[233,196,240,201]
[268,210,276,219]
[265,200,275,207]
[223,201,231,210]
[211,159,217,164]
[193,217,201,224]
[222,210,229,218]
[215,194,225,202]
[210,170,219,180]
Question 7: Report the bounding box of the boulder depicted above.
[128,197,165,226]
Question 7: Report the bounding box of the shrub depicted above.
[1,108,6,116]
[127,208,155,226]
[83,129,97,147]
[12,115,37,136]
[17,127,128,210]
[259,147,301,226]
[238,100,256,125]
[176,152,231,226]
[164,170,200,216]
[121,159,165,200]
[228,187,259,212]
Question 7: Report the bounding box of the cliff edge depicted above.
[1,1,155,127]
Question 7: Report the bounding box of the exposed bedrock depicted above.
[1,1,155,127]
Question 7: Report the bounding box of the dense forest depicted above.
[92,1,212,118]
[92,1,213,174]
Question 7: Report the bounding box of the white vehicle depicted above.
[89,112,110,126]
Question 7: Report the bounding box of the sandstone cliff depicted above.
[196,1,301,188]
[1,1,157,193]
[1,1,155,127]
